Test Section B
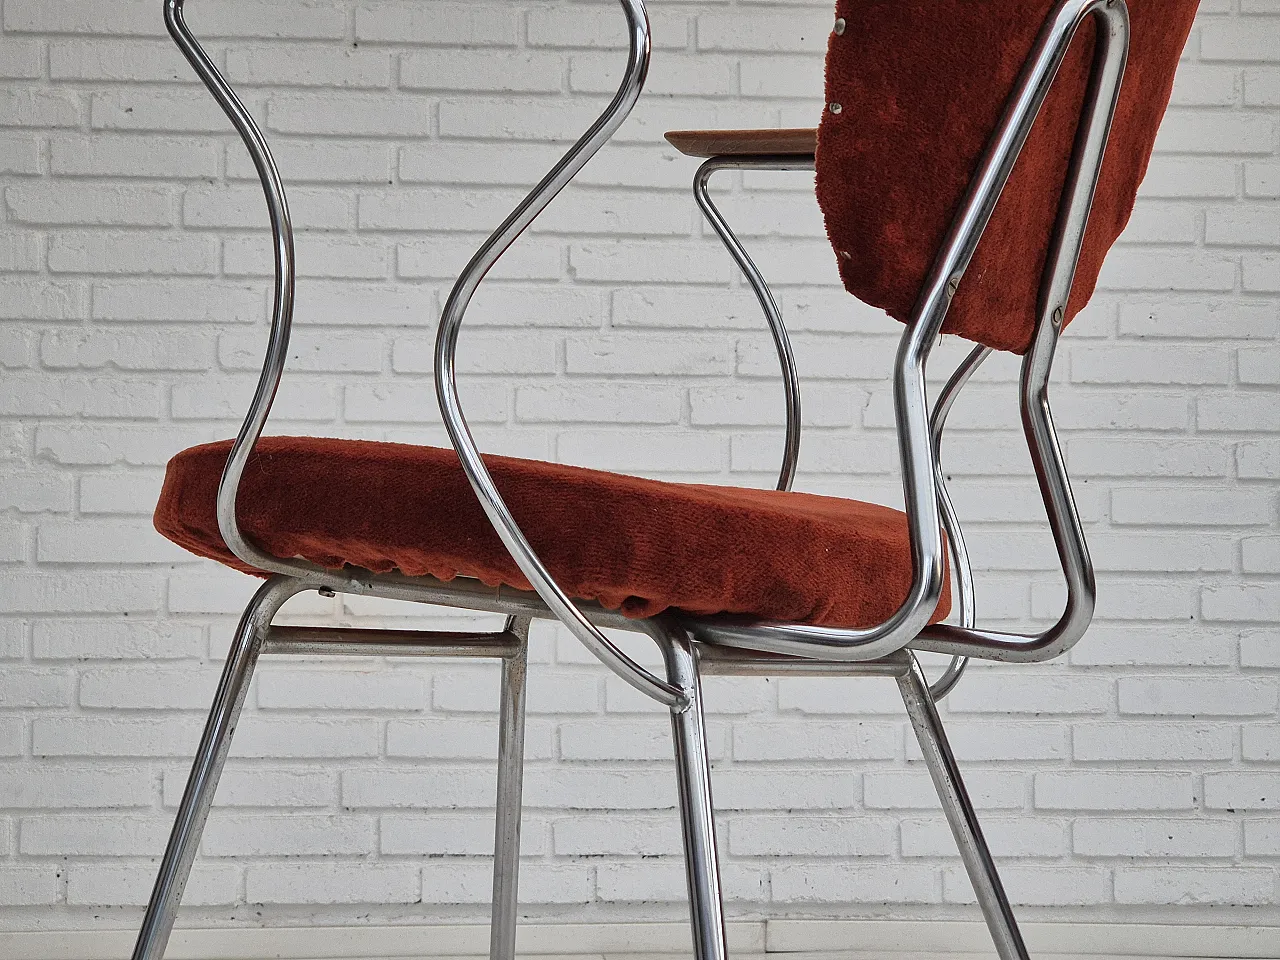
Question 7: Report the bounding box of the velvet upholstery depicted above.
[155,437,951,630]
[816,0,1199,354]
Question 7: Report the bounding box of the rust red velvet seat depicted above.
[155,436,950,630]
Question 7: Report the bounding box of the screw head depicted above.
[833,17,846,35]
[829,102,842,114]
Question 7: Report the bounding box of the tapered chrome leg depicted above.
[490,616,530,960]
[654,624,728,960]
[897,654,1030,960]
[132,576,311,960]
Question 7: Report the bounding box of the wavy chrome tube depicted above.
[685,0,1126,662]
[165,0,316,580]
[432,0,687,706]
[693,156,809,492]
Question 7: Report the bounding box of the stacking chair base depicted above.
[132,574,1029,960]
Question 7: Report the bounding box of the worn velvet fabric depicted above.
[816,0,1199,354]
[155,437,951,629]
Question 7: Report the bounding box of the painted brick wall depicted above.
[1,0,1278,933]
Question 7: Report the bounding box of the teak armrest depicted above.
[664,127,817,158]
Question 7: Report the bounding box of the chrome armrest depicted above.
[692,155,811,492]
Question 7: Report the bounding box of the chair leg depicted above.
[656,624,729,960]
[132,576,309,960]
[490,616,530,960]
[896,654,1031,960]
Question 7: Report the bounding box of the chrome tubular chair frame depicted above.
[691,153,976,701]
[137,1,1127,959]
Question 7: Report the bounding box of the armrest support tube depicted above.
[925,344,991,699]
[694,155,811,492]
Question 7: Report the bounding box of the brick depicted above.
[904,819,1067,859]
[1119,677,1276,716]
[162,767,334,808]
[0,764,152,808]
[2,573,160,614]
[0,472,75,512]
[255,668,427,711]
[51,135,220,179]
[49,39,190,82]
[865,771,1025,811]
[48,231,217,276]
[1074,818,1237,858]
[945,865,1110,907]
[732,722,897,762]
[269,93,433,137]
[19,815,171,855]
[7,184,174,227]
[1074,722,1235,761]
[1203,584,1280,623]
[0,89,82,128]
[384,812,547,856]
[32,620,201,662]
[771,863,939,904]
[204,815,375,857]
[1035,773,1196,811]
[0,866,58,906]
[68,864,239,907]
[341,769,499,809]
[517,383,680,424]
[404,50,563,93]
[1115,867,1274,906]
[729,816,895,857]
[227,47,390,88]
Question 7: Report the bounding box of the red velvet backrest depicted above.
[815,0,1199,354]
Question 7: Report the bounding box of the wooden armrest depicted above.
[664,128,817,158]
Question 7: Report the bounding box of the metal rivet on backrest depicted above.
[829,102,842,114]
[833,17,846,35]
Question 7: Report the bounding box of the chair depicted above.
[135,1,1199,959]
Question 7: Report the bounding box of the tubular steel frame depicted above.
[135,2,1129,959]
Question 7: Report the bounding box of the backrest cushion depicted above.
[815,0,1200,354]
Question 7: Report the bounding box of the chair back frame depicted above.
[166,0,1127,707]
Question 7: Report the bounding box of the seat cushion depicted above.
[155,437,951,630]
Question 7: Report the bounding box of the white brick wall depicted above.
[0,0,1278,933]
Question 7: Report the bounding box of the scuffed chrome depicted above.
[694,155,811,492]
